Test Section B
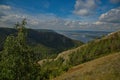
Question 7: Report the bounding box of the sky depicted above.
[0,0,120,31]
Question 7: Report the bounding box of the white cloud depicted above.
[94,21,105,25]
[110,0,120,4]
[74,9,90,16]
[0,4,120,31]
[73,0,98,16]
[91,7,120,31]
[99,7,120,23]
[0,5,85,30]
[0,5,11,10]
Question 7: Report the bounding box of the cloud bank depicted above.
[110,0,120,4]
[99,7,120,23]
[0,4,120,31]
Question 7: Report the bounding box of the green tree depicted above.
[0,19,41,80]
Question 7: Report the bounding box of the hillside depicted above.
[53,30,120,65]
[1,27,120,80]
[39,30,120,65]
[37,30,120,79]
[27,28,82,51]
[0,28,83,59]
[54,52,120,80]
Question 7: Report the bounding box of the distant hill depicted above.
[38,30,120,64]
[54,52,120,80]
[36,29,55,32]
[0,28,83,59]
[0,28,16,50]
[27,29,81,51]
[56,30,111,43]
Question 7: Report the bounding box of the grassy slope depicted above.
[54,52,120,80]
[37,30,120,79]
[55,30,120,64]
[38,30,120,66]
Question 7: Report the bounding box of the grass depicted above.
[54,52,120,80]
[37,30,120,79]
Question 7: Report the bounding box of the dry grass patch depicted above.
[54,52,120,80]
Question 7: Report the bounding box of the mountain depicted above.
[52,30,120,65]
[27,29,82,51]
[56,30,111,43]
[0,28,16,50]
[54,52,120,80]
[38,30,120,79]
[0,28,83,60]
[1,27,120,80]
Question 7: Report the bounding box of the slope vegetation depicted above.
[0,28,82,51]
[54,30,120,65]
[54,52,120,80]
[0,28,83,60]
[39,30,120,65]
[38,30,120,79]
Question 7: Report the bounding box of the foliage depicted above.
[39,30,120,79]
[54,52,120,80]
[68,31,120,66]
[0,19,83,80]
[0,19,41,80]
[0,27,83,61]
[1,19,120,80]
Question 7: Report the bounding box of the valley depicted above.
[0,0,120,80]
[0,21,120,80]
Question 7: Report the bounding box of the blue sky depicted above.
[1,0,75,16]
[0,0,120,30]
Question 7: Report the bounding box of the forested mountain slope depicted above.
[38,30,120,79]
[52,30,120,65]
[0,27,83,60]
